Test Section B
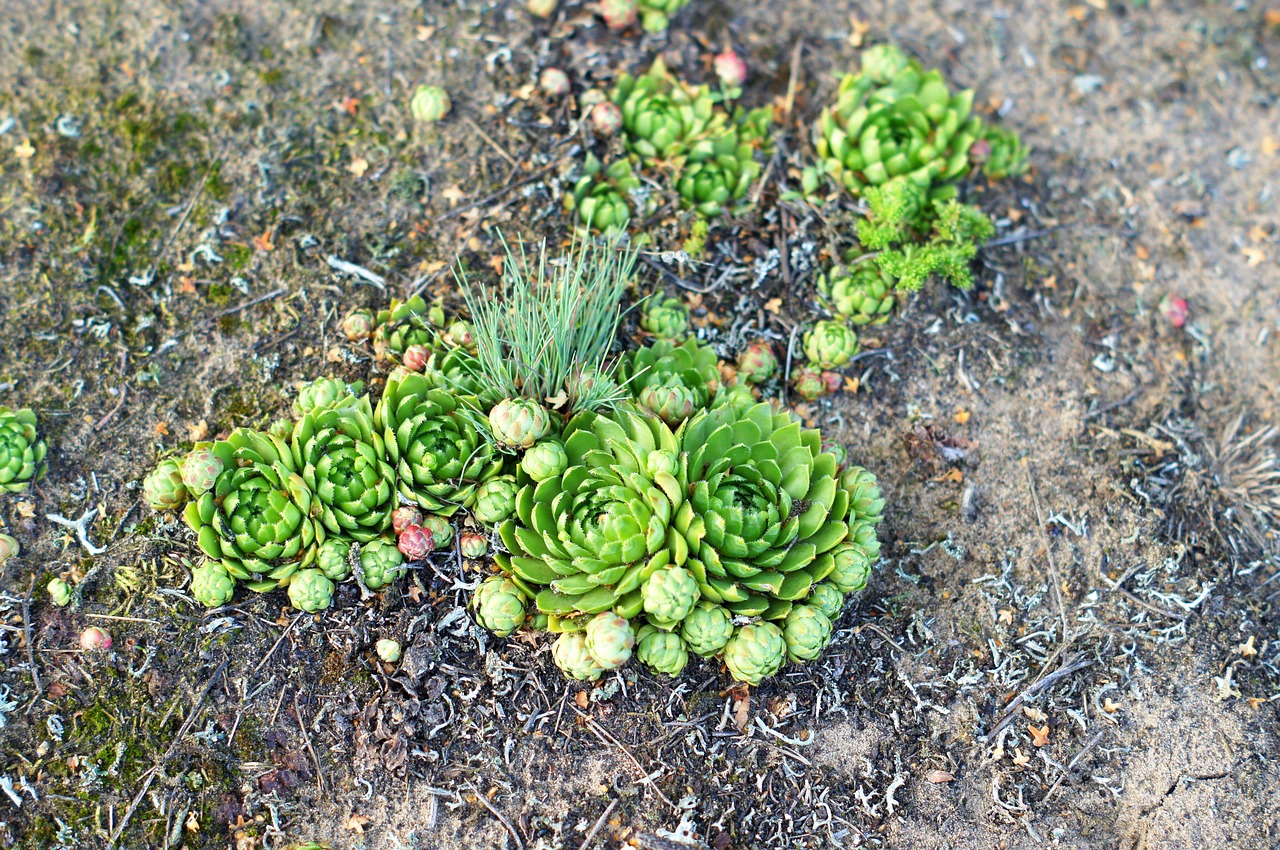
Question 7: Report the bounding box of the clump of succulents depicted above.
[139,236,886,687]
[0,407,47,493]
[567,58,770,232]
[483,399,883,685]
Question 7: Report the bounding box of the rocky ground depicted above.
[0,0,1278,848]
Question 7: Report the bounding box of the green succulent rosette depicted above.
[640,296,689,340]
[374,373,502,515]
[182,430,324,589]
[472,576,528,637]
[489,398,553,450]
[818,264,897,326]
[288,569,335,613]
[316,538,353,582]
[673,402,851,618]
[782,604,833,662]
[975,124,1030,180]
[473,475,519,526]
[552,632,605,681]
[182,446,224,496]
[813,43,983,201]
[805,582,846,622]
[567,154,638,234]
[642,565,699,629]
[636,624,689,676]
[584,611,636,669]
[612,58,723,162]
[827,542,872,594]
[372,296,444,362]
[0,407,47,493]
[676,131,763,218]
[191,561,236,608]
[292,377,364,419]
[494,406,683,617]
[421,514,454,548]
[292,395,395,542]
[803,320,860,370]
[636,0,690,32]
[521,440,569,483]
[723,621,786,685]
[619,338,720,426]
[144,458,189,511]
[358,538,405,590]
[680,600,735,658]
[841,466,885,526]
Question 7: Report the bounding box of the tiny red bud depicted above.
[80,626,113,651]
[398,525,434,561]
[713,50,748,89]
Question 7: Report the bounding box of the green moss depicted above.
[223,243,253,271]
[207,283,234,307]
[22,44,45,65]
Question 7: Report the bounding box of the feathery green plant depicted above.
[453,236,638,413]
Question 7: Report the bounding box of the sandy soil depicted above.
[0,0,1277,848]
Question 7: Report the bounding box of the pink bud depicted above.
[969,138,992,164]
[714,50,748,89]
[599,0,637,30]
[80,626,113,651]
[402,344,431,372]
[589,102,623,136]
[398,525,435,561]
[392,506,425,536]
[820,371,844,395]
[1160,295,1188,328]
[539,68,571,97]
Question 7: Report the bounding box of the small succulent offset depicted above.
[0,407,47,493]
[47,577,72,607]
[636,0,691,32]
[567,154,638,234]
[619,338,721,426]
[143,458,188,511]
[803,321,861,370]
[640,295,690,340]
[288,569,335,613]
[409,85,452,124]
[818,263,897,326]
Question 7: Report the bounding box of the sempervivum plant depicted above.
[292,377,363,419]
[640,295,689,340]
[612,58,723,163]
[143,459,188,511]
[619,338,720,426]
[803,321,860,370]
[489,398,553,450]
[0,407,47,493]
[813,43,983,201]
[472,576,528,637]
[191,561,236,608]
[478,399,883,685]
[182,429,324,590]
[358,539,405,591]
[374,373,503,514]
[818,263,897,326]
[567,155,638,234]
[676,129,765,218]
[292,395,396,542]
